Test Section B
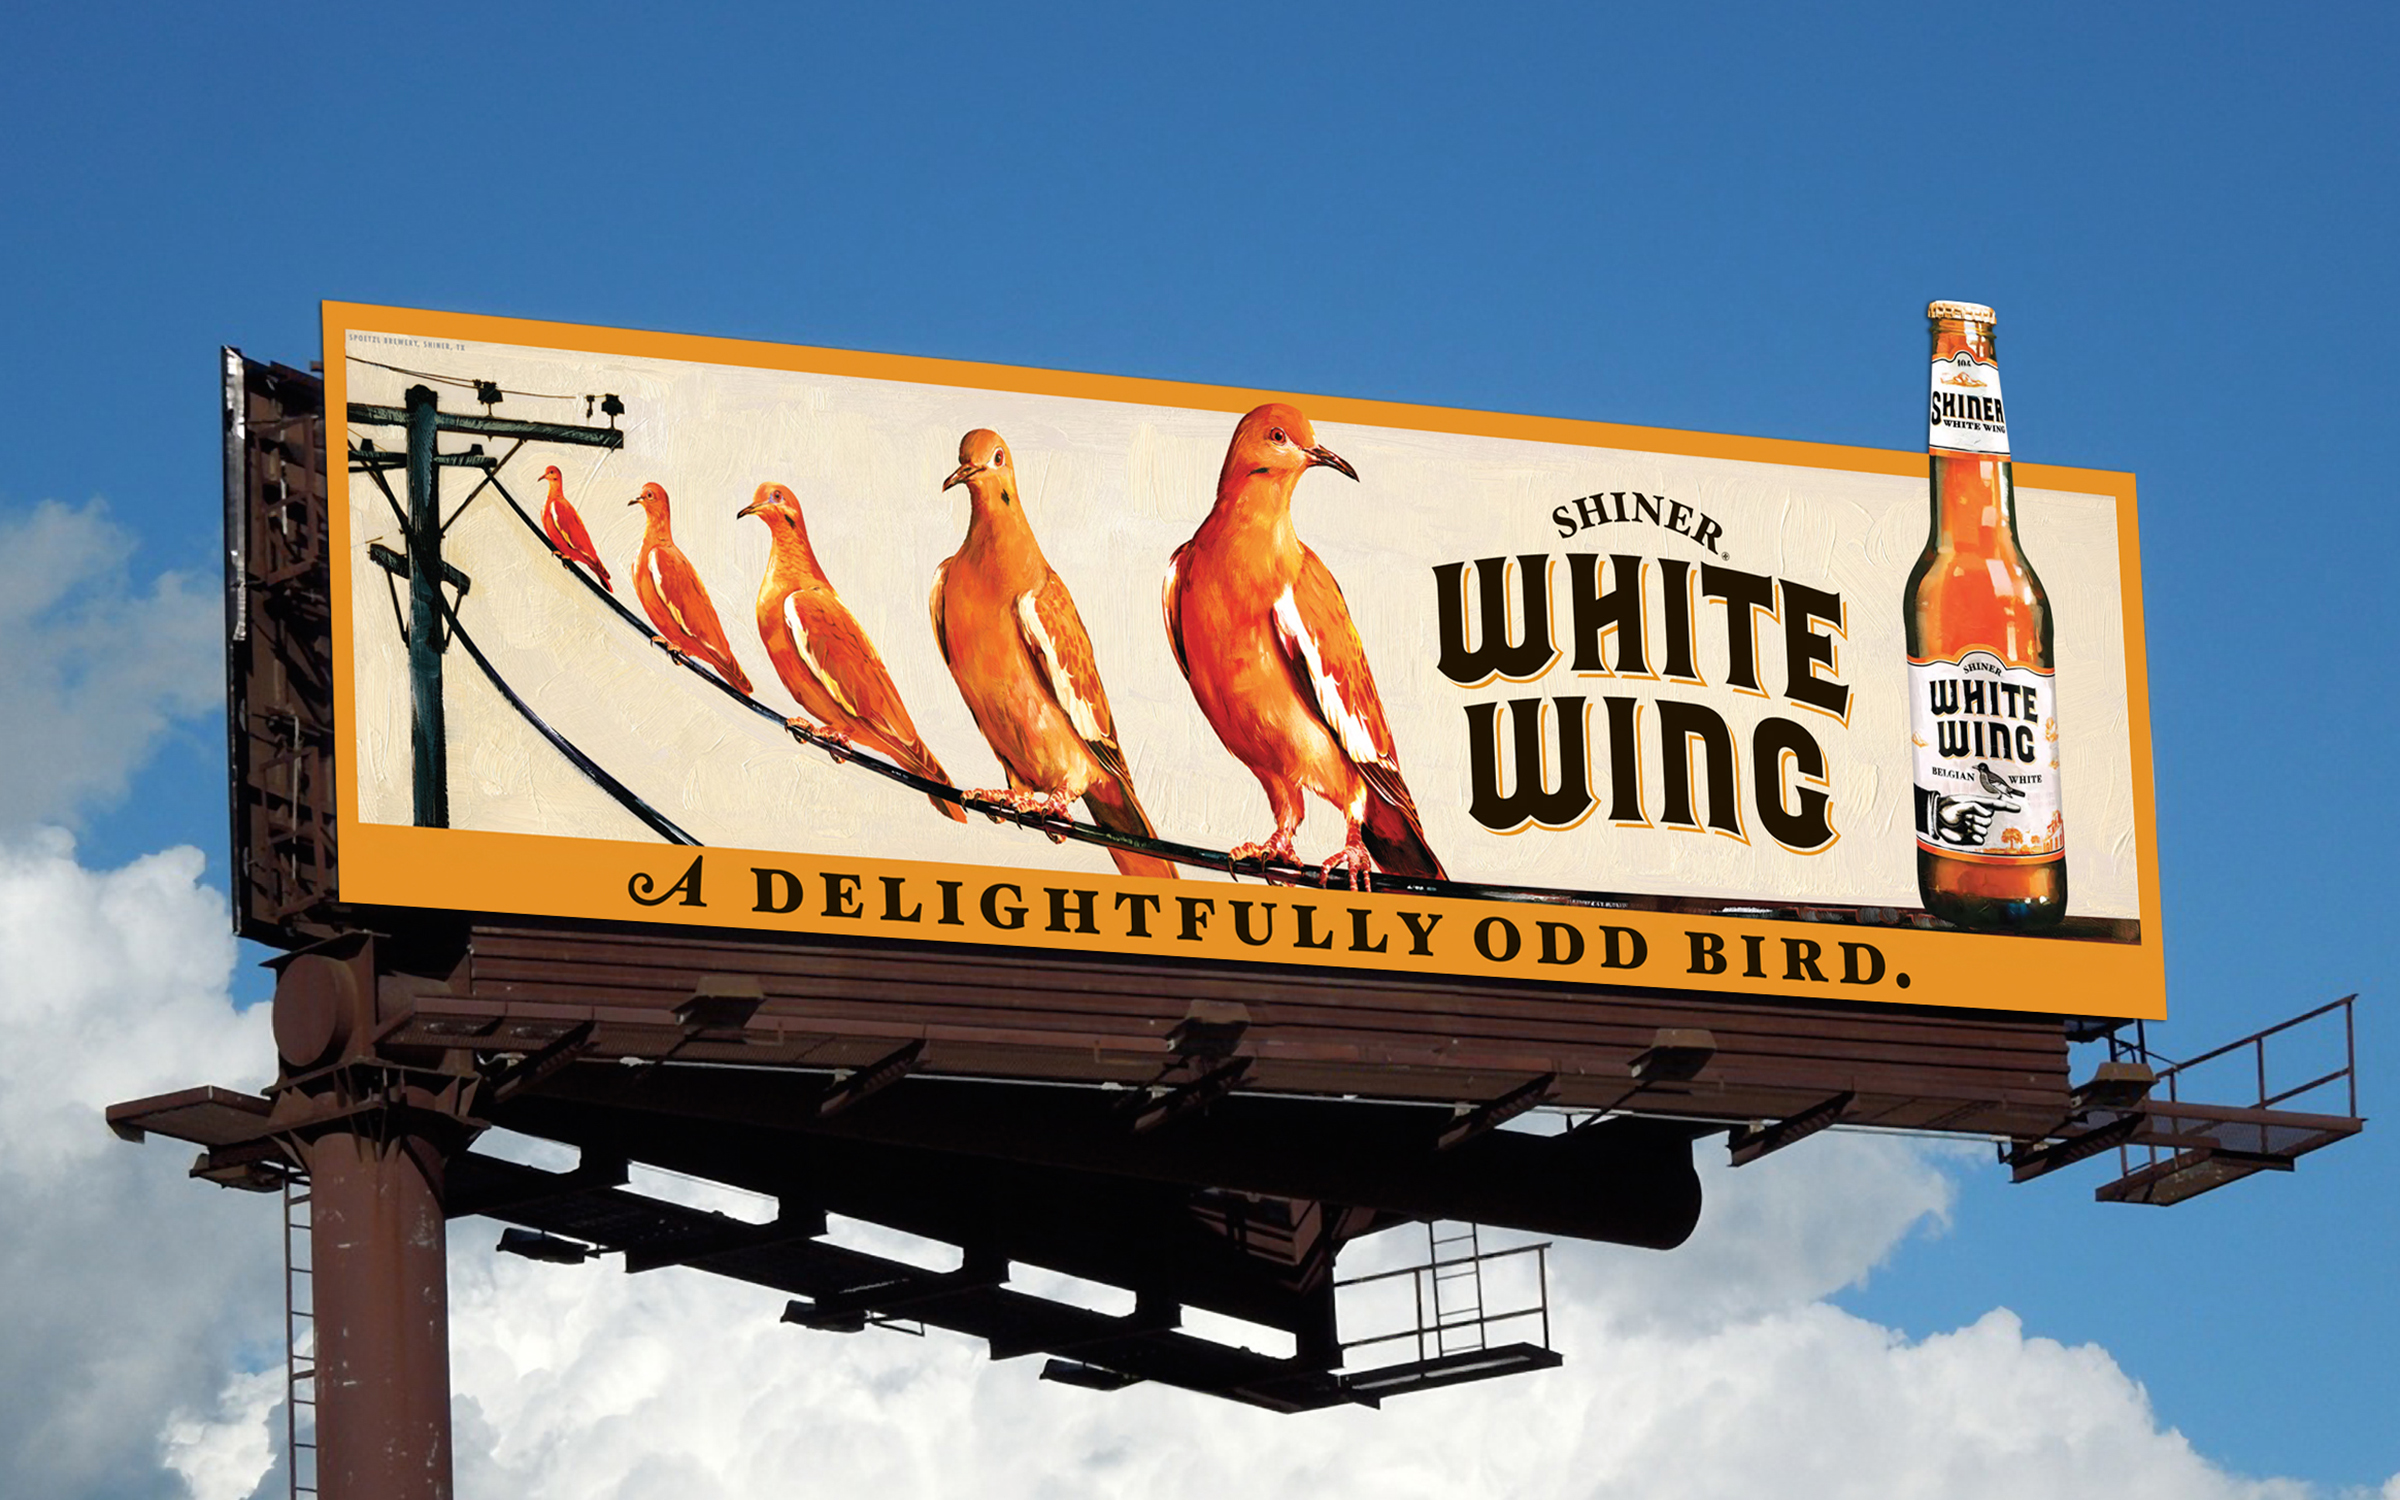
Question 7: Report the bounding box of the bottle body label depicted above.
[1929,349,2009,455]
[1909,651,2062,861]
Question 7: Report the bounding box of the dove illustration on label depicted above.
[1903,300,2067,931]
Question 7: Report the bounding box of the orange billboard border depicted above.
[321,302,2167,1021]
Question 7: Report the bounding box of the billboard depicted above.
[326,303,2164,1018]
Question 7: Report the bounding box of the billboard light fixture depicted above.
[2071,1061,2156,1115]
[1630,1029,1719,1086]
[675,976,764,1033]
[1168,1000,1251,1060]
[1041,1359,1143,1392]
[496,1228,594,1265]
[782,1298,869,1334]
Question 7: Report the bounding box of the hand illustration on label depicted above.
[1930,794,1997,848]
[1926,762,2027,849]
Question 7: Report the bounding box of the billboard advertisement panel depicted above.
[326,303,2164,1018]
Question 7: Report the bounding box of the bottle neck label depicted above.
[1929,348,2009,456]
[1908,651,2062,863]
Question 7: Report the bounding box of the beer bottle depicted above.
[1904,300,2066,931]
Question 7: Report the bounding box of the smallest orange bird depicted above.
[740,483,968,822]
[628,482,753,695]
[535,464,612,592]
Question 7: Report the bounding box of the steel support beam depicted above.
[307,1127,454,1500]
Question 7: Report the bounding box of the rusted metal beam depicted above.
[623,1210,830,1274]
[1435,1074,1559,1151]
[790,1251,1010,1323]
[2007,1112,2145,1183]
[478,1020,597,1110]
[1129,1058,1252,1134]
[1728,1091,1854,1167]
[816,1039,924,1118]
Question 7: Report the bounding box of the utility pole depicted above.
[404,387,447,825]
[348,388,623,826]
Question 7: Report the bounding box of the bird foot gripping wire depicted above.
[966,787,1074,841]
[1227,831,1300,881]
[786,719,853,763]
[1318,838,1374,892]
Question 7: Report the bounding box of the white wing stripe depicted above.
[1017,591,1104,741]
[1273,587,1382,764]
[784,593,859,717]
[647,552,694,637]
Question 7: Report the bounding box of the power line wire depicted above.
[345,355,583,403]
[433,587,700,846]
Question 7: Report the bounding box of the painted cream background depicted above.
[342,329,2141,918]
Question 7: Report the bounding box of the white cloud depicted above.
[1550,1129,1971,1337]
[0,832,278,1500]
[162,1367,283,1500]
[0,498,220,826]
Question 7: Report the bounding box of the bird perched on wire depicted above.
[534,464,612,592]
[933,430,1176,877]
[628,482,752,694]
[740,483,967,823]
[1164,403,1444,888]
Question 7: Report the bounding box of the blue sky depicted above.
[2,4,2392,1495]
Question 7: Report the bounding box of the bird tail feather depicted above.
[1362,793,1444,881]
[909,744,971,823]
[1082,773,1177,879]
[702,648,752,696]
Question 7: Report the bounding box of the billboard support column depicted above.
[404,383,448,828]
[307,1120,456,1500]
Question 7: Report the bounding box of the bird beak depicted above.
[1304,444,1359,482]
[736,499,763,519]
[626,496,642,507]
[943,462,981,491]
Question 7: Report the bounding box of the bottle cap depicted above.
[1927,300,1997,327]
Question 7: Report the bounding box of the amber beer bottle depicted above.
[1904,300,2066,931]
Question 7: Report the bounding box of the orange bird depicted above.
[739,483,967,822]
[628,482,753,694]
[934,430,1176,878]
[535,464,612,591]
[1163,403,1445,887]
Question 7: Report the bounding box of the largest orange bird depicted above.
[629,482,752,694]
[740,483,967,822]
[1164,403,1445,886]
[934,429,1175,878]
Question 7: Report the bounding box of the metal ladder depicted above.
[1426,1221,1486,1357]
[283,1176,318,1500]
